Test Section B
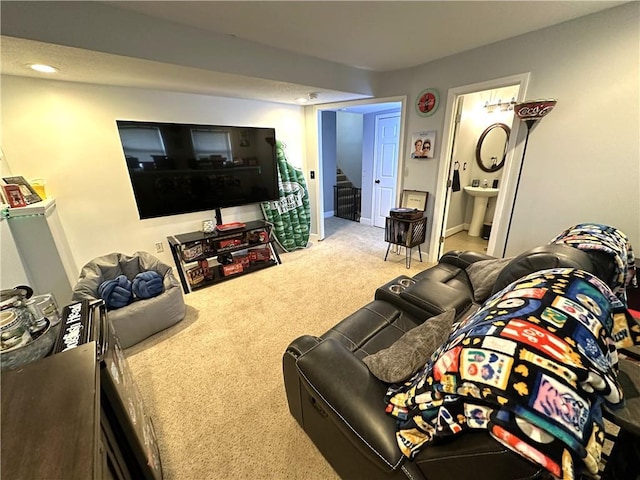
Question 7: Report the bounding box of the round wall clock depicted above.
[415,89,440,117]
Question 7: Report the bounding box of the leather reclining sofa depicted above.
[283,244,618,480]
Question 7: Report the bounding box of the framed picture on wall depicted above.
[2,176,42,204]
[410,131,437,159]
[2,184,27,208]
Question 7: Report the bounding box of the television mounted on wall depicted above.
[116,120,279,222]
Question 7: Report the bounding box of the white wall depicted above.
[0,217,32,288]
[336,112,363,188]
[2,3,638,273]
[378,3,640,254]
[321,111,337,215]
[1,77,306,270]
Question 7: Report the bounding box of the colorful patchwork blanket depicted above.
[549,223,637,304]
[384,268,640,479]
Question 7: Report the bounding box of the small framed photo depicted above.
[2,176,42,204]
[2,184,27,208]
[410,131,437,159]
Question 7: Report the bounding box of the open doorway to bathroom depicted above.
[442,85,520,254]
[428,73,529,263]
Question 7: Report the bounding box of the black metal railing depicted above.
[334,185,361,222]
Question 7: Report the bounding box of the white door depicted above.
[373,113,400,228]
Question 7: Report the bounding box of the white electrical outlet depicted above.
[155,242,164,253]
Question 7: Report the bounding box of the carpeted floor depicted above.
[125,217,432,479]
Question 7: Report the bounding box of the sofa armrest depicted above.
[439,250,496,269]
[296,338,404,472]
[285,334,322,358]
[283,335,322,425]
[399,279,473,318]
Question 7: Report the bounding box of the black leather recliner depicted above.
[283,245,617,480]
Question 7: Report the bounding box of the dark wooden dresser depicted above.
[1,324,162,480]
[1,343,104,479]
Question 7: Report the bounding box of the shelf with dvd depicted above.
[167,220,281,294]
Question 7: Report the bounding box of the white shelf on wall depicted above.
[5,198,56,218]
[3,198,78,304]
[1,205,33,289]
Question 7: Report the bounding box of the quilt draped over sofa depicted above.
[384,268,640,479]
[550,222,637,304]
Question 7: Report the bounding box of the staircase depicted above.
[336,168,351,189]
[334,168,361,222]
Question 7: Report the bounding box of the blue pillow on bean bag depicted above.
[98,275,133,310]
[132,271,164,299]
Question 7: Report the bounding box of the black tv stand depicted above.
[167,220,281,294]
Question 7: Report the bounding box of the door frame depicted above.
[307,95,407,241]
[428,73,531,263]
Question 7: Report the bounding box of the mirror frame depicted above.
[475,122,510,173]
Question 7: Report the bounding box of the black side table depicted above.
[384,215,428,268]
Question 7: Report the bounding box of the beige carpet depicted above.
[125,217,432,480]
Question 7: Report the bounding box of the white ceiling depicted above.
[103,1,624,72]
[1,1,627,107]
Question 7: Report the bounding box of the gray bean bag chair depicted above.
[72,251,186,348]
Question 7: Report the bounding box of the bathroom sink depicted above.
[463,186,500,198]
[463,187,500,237]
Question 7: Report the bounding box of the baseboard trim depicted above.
[445,224,466,237]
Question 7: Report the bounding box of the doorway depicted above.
[428,74,530,263]
[310,97,406,241]
[442,85,520,254]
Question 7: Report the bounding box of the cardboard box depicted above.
[222,263,243,276]
[182,242,203,261]
[233,254,250,268]
[218,238,244,249]
[186,266,205,285]
[199,259,214,280]
[248,246,271,262]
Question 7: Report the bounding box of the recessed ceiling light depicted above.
[29,64,58,73]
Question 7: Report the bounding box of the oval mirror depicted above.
[475,123,510,173]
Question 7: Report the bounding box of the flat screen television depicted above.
[116,120,279,222]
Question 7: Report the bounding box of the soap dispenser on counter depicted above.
[483,179,488,188]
